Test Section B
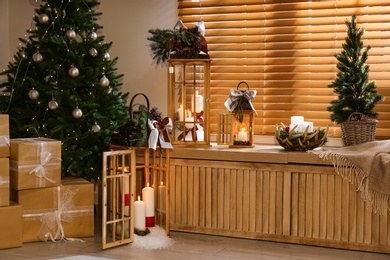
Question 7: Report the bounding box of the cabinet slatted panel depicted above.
[169,159,390,254]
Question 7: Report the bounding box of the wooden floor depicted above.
[0,225,388,260]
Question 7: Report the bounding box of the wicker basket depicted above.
[275,124,328,151]
[340,112,378,146]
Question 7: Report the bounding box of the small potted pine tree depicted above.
[327,15,383,146]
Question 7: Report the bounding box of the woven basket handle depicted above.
[236,81,250,91]
[129,93,150,119]
[347,112,366,122]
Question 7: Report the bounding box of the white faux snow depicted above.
[129,225,174,250]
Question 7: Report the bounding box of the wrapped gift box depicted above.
[12,177,94,243]
[0,158,10,207]
[0,115,10,158]
[10,138,61,190]
[0,203,22,249]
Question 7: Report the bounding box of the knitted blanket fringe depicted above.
[310,147,390,215]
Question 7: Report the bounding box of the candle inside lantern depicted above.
[134,196,146,230]
[158,181,166,211]
[123,174,130,216]
[192,91,203,113]
[237,127,247,141]
[176,104,184,122]
[142,183,155,227]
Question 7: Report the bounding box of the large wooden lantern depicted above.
[168,59,211,147]
[230,110,255,147]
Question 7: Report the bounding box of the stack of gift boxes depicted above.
[0,114,94,249]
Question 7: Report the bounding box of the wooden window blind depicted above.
[178,0,390,139]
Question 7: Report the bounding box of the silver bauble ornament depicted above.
[28,89,39,100]
[92,123,101,133]
[33,52,43,63]
[38,14,49,24]
[99,75,109,87]
[103,52,110,61]
[88,31,97,41]
[69,66,79,78]
[89,48,98,57]
[72,107,83,118]
[48,99,58,110]
[66,29,76,39]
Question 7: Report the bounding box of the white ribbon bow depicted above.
[148,118,173,150]
[224,89,258,114]
[29,150,56,186]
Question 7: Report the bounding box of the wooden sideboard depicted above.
[168,145,390,254]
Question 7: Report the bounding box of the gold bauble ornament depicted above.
[103,52,110,61]
[48,99,58,110]
[91,123,101,133]
[38,14,49,24]
[69,66,79,78]
[33,52,43,63]
[28,88,39,100]
[88,32,97,41]
[89,48,98,57]
[66,29,76,39]
[72,107,83,118]
[99,75,109,87]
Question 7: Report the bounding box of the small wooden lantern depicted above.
[168,59,211,147]
[225,81,257,148]
[230,110,255,148]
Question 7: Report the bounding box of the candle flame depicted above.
[147,182,150,187]
[161,181,164,185]
[137,195,141,201]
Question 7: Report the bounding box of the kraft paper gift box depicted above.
[0,114,10,158]
[0,203,22,249]
[10,138,61,190]
[0,158,10,207]
[12,177,94,243]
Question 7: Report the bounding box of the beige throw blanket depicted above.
[309,140,390,215]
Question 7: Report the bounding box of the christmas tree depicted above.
[327,15,382,124]
[0,0,129,181]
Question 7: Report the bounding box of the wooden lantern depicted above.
[168,59,211,147]
[230,110,255,148]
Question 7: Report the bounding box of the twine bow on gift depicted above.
[39,186,85,242]
[29,147,56,186]
[148,117,173,150]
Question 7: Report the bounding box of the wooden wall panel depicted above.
[169,158,390,254]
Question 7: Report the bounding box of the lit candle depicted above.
[158,181,166,211]
[237,128,247,141]
[176,104,184,122]
[134,196,146,230]
[142,183,155,227]
[192,91,203,113]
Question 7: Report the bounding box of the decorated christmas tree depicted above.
[0,0,129,181]
[327,15,382,124]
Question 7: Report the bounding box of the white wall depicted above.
[0,0,177,115]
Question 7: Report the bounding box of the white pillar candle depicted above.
[134,196,146,230]
[142,183,155,227]
[185,116,194,128]
[192,91,204,113]
[291,116,304,125]
[176,104,184,122]
[237,129,247,141]
[301,122,314,132]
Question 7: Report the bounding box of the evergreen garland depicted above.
[327,15,383,124]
